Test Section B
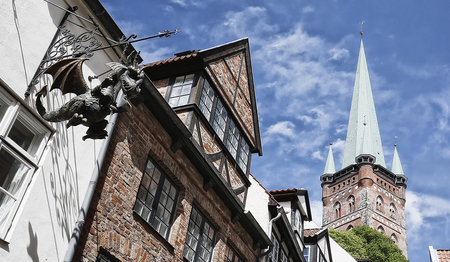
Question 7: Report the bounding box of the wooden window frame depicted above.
[0,87,51,241]
[197,77,251,175]
[224,243,244,262]
[183,205,216,262]
[133,156,179,240]
[167,74,196,107]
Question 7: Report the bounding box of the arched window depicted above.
[389,203,396,218]
[377,225,384,233]
[348,195,355,212]
[347,225,353,231]
[334,202,341,219]
[391,234,397,243]
[376,196,383,212]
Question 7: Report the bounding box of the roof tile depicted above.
[438,249,450,261]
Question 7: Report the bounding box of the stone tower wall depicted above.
[322,164,407,257]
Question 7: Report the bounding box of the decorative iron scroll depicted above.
[29,22,103,87]
[45,24,102,62]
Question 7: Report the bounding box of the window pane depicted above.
[212,100,227,140]
[152,178,177,237]
[270,233,279,262]
[169,74,194,107]
[183,206,215,262]
[237,140,249,172]
[224,244,243,262]
[8,119,35,154]
[199,80,215,121]
[134,157,178,239]
[0,100,9,123]
[226,121,240,159]
[0,148,30,197]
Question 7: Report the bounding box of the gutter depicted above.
[63,92,125,262]
[259,206,282,258]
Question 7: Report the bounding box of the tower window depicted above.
[376,196,383,212]
[348,195,355,212]
[391,234,397,243]
[377,225,384,233]
[347,225,353,230]
[389,203,396,218]
[334,202,341,218]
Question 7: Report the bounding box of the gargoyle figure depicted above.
[36,55,144,140]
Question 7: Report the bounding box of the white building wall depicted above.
[329,237,357,262]
[245,175,271,236]
[0,1,123,261]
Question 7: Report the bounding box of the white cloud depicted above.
[329,48,350,61]
[169,0,188,7]
[266,121,296,138]
[301,6,315,14]
[406,191,450,242]
[211,6,279,44]
[312,150,323,160]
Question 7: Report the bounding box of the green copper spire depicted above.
[391,144,404,175]
[342,39,386,168]
[324,143,336,174]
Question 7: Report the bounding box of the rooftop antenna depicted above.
[360,20,365,38]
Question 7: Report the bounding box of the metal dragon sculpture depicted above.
[36,53,144,140]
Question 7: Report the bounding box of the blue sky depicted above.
[101,0,450,261]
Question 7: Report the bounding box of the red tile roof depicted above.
[303,228,320,238]
[269,188,306,194]
[142,53,198,68]
[438,249,450,261]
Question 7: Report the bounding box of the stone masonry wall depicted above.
[322,164,407,257]
[75,103,259,261]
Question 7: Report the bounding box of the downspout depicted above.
[63,92,125,262]
[259,206,283,258]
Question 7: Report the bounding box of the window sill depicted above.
[132,211,175,254]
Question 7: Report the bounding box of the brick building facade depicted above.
[75,39,272,261]
[320,38,408,257]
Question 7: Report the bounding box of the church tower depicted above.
[320,35,408,257]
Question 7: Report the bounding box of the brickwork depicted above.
[322,164,407,257]
[205,56,255,146]
[75,103,259,261]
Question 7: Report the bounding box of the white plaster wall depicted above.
[245,175,271,236]
[0,0,123,261]
[278,201,291,224]
[329,237,357,262]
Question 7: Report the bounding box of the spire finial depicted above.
[360,21,365,38]
[394,136,398,147]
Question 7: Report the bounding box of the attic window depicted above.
[198,78,251,175]
[168,74,194,107]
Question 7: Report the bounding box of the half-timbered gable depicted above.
[143,38,261,207]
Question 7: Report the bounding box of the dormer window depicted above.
[197,78,251,174]
[198,79,214,120]
[168,74,194,107]
[226,121,240,158]
[212,99,228,140]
